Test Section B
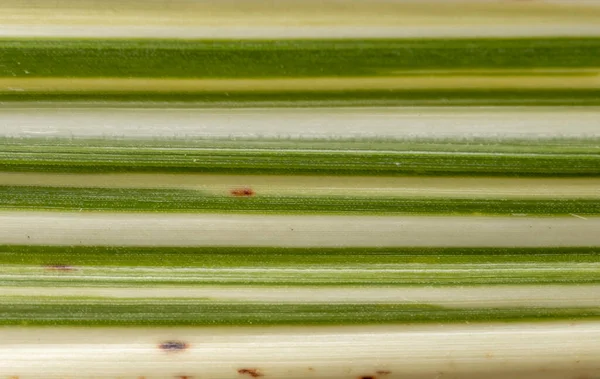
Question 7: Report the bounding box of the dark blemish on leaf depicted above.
[230,187,255,197]
[360,376,375,379]
[44,264,75,272]
[175,376,193,379]
[376,371,391,376]
[238,368,264,377]
[308,367,315,371]
[159,340,189,352]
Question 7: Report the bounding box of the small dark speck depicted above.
[44,264,75,272]
[360,376,375,379]
[238,369,264,377]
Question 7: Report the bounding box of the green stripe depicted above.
[2,245,597,286]
[5,136,600,154]
[1,89,599,106]
[1,245,597,266]
[2,143,599,177]
[2,265,598,287]
[3,300,599,326]
[2,38,600,78]
[1,186,600,215]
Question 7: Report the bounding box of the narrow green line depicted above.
[1,245,597,267]
[1,89,599,106]
[2,276,598,287]
[3,136,600,154]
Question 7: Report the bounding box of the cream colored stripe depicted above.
[1,173,600,199]
[2,285,599,308]
[2,0,600,26]
[1,323,600,378]
[2,75,600,93]
[1,212,599,247]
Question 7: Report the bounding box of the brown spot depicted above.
[238,369,263,377]
[175,376,192,379]
[44,264,76,272]
[308,367,315,371]
[360,376,375,379]
[230,187,256,197]
[376,371,391,376]
[159,341,189,352]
